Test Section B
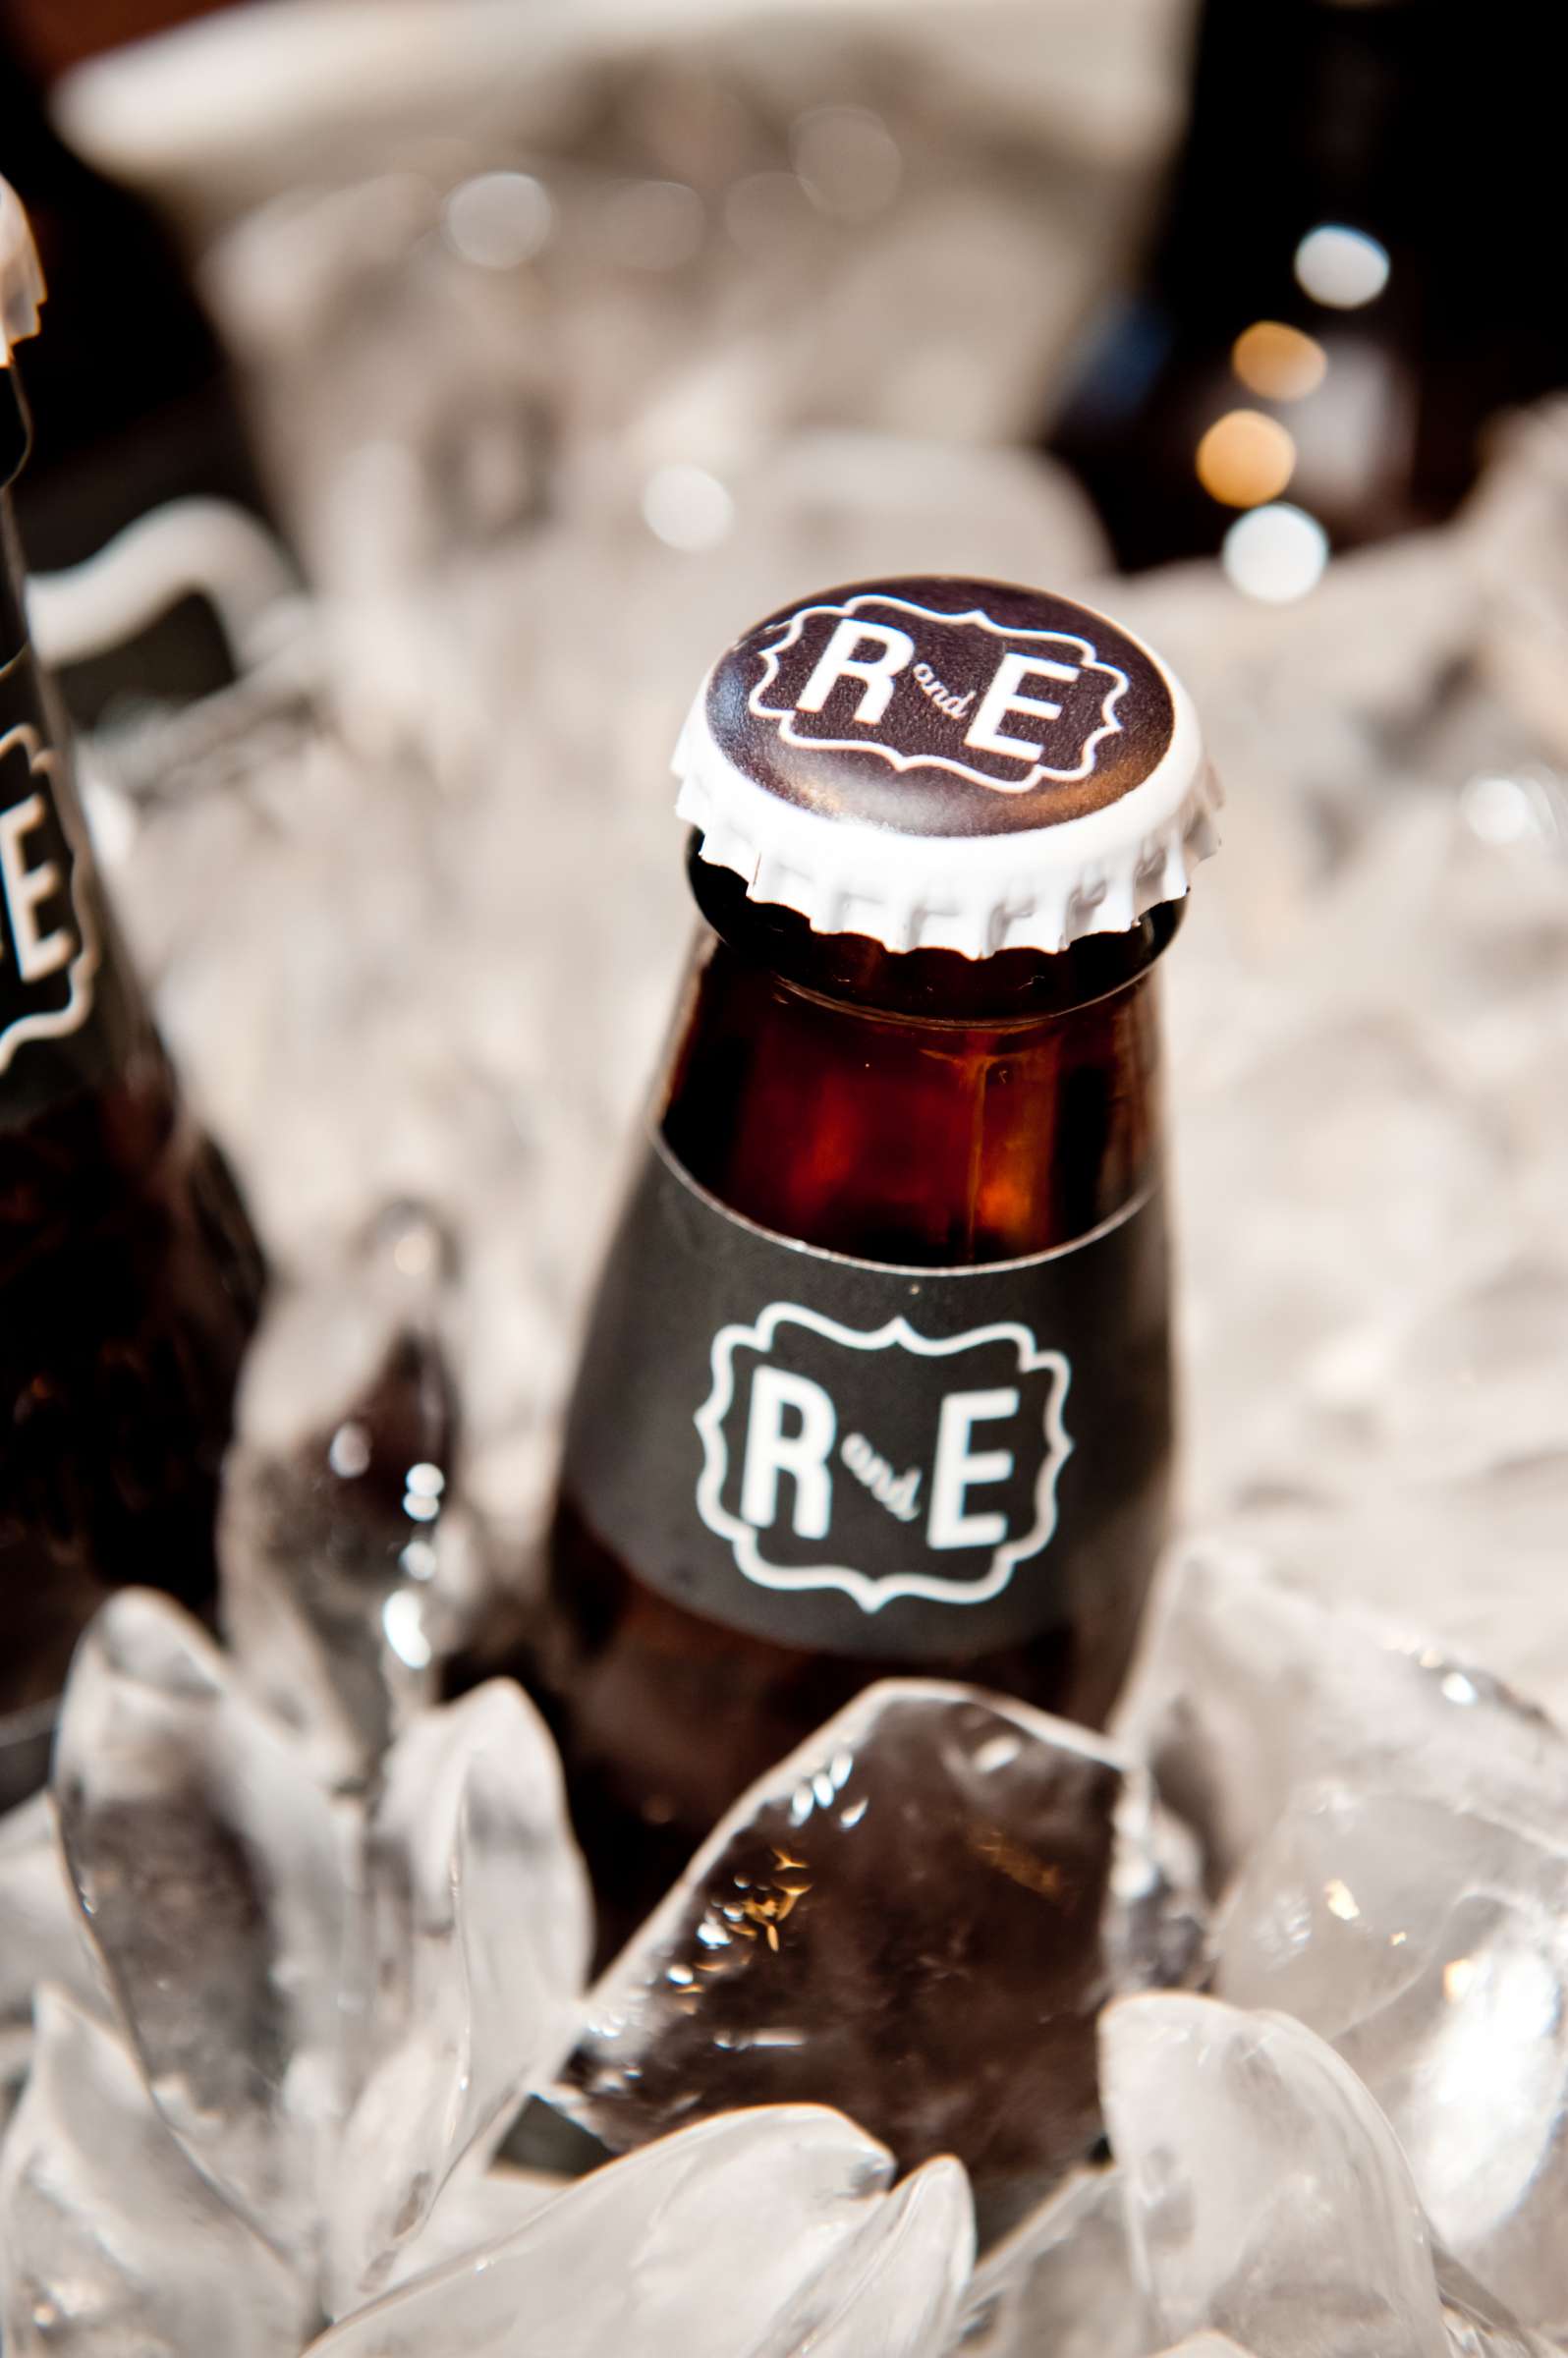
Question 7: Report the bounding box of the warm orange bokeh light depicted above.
[1231,320,1329,403]
[1196,410,1297,507]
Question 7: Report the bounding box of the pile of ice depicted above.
[7,1523,1568,2355]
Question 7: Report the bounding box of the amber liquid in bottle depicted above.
[532,845,1175,1957]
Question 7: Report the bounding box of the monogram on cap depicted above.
[708,577,1175,836]
[674,573,1217,956]
[756,593,1128,794]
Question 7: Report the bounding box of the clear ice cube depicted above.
[1114,1544,1568,1890]
[0,1984,309,2357]
[305,2105,942,2358]
[327,1678,591,2310]
[1100,1993,1449,2358]
[749,2153,973,2358]
[1218,1786,1568,2332]
[0,1795,101,2092]
[953,2166,1155,2358]
[378,2160,563,2295]
[556,1681,1199,2224]
[52,1591,353,2267]
[221,1216,484,1790]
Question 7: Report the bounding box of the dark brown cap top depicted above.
[703,577,1178,839]
[674,574,1215,957]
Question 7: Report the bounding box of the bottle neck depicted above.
[660,847,1172,1266]
[685,840,1178,1026]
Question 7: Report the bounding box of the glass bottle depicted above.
[1,178,264,1806]
[519,573,1217,1952]
[1044,0,1565,571]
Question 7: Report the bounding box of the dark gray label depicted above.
[563,1137,1172,1659]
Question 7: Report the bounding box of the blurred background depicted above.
[6,0,1568,1702]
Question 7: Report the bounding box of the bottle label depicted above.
[0,646,123,1124]
[562,1135,1171,1660]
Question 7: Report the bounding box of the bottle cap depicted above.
[0,180,45,363]
[674,575,1218,957]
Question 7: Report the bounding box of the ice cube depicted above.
[1218,1786,1568,2332]
[326,1679,591,2310]
[379,2160,562,2295]
[1435,2249,1559,2358]
[749,2153,973,2358]
[557,1681,1199,2223]
[1099,1993,1449,2358]
[221,1228,483,1790]
[0,1984,309,2357]
[52,1591,352,2267]
[953,2166,1155,2358]
[1114,1543,1568,1890]
[0,1796,101,2092]
[304,2105,950,2358]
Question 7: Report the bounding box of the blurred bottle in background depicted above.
[0,28,275,716]
[1044,0,1567,577]
[1,180,263,1807]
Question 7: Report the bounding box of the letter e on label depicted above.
[0,791,74,982]
[927,1387,1019,1549]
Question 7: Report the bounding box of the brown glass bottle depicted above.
[537,851,1176,1952]
[512,575,1211,1956]
[1042,0,1568,570]
[2,186,263,1806]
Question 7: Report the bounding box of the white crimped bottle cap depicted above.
[673,574,1219,958]
[0,179,46,363]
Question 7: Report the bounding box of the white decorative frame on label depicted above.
[694,1300,1074,1614]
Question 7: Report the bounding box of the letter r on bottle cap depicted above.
[795,619,917,726]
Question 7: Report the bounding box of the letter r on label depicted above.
[741,1365,836,1539]
[795,619,916,725]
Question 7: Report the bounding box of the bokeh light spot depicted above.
[1196,410,1297,507]
[1294,223,1390,309]
[443,172,552,269]
[642,464,735,552]
[1222,503,1330,602]
[1232,320,1328,402]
